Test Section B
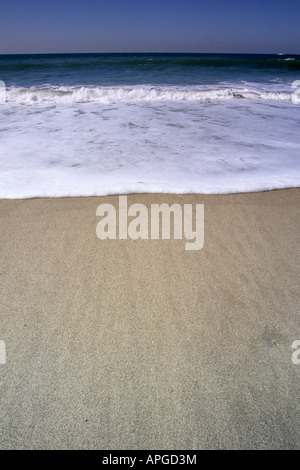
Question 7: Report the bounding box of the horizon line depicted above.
[0,51,299,56]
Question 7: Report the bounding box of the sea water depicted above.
[0,53,299,197]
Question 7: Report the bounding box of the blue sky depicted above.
[0,0,299,54]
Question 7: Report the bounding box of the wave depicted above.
[5,86,294,104]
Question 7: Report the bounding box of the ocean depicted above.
[0,53,299,198]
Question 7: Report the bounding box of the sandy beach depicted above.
[0,189,299,450]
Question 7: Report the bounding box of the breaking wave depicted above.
[5,85,295,104]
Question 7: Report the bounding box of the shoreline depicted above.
[0,188,299,449]
[1,185,300,199]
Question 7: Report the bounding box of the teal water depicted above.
[1,53,300,87]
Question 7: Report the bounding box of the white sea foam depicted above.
[5,85,294,105]
[0,85,299,198]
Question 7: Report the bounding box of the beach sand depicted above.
[0,189,299,449]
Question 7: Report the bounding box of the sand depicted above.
[0,189,299,449]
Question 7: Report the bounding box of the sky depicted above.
[0,0,299,54]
